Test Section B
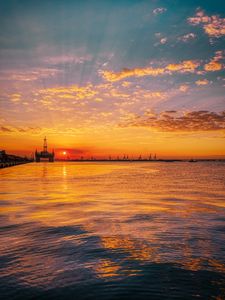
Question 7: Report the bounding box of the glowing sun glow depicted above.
[0,1,225,159]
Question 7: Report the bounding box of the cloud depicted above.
[160,37,167,44]
[204,61,222,71]
[195,79,209,85]
[153,7,167,15]
[166,61,199,72]
[10,93,22,102]
[101,60,200,82]
[119,110,225,132]
[214,50,225,61]
[101,67,165,82]
[0,125,41,134]
[203,50,224,71]
[0,68,61,81]
[204,51,224,72]
[43,54,93,65]
[154,33,168,46]
[31,83,166,123]
[204,61,223,72]
[121,81,131,87]
[178,33,196,42]
[38,84,97,100]
[0,124,87,137]
[179,85,189,92]
[0,126,13,133]
[188,10,225,37]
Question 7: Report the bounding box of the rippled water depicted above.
[0,162,225,299]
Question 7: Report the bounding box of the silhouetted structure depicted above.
[0,150,31,168]
[35,137,54,162]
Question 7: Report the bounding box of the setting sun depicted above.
[0,1,225,299]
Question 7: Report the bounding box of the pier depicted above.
[0,150,32,168]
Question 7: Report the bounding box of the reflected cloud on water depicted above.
[0,162,225,299]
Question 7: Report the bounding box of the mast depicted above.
[43,137,48,153]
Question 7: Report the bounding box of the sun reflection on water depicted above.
[0,162,225,298]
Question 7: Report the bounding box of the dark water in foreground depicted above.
[0,162,225,299]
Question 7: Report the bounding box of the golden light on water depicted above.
[1,162,225,279]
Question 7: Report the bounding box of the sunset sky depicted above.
[0,0,225,159]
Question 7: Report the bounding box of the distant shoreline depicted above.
[55,159,225,163]
[1,159,225,169]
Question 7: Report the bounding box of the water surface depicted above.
[0,162,225,299]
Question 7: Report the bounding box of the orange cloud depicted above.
[195,79,209,85]
[101,60,200,82]
[101,67,165,82]
[38,82,166,109]
[179,85,189,92]
[119,110,225,132]
[0,126,13,133]
[203,50,224,72]
[121,81,131,87]
[38,84,97,101]
[10,93,22,103]
[0,123,88,138]
[166,60,199,73]
[0,125,41,135]
[188,10,225,37]
[204,61,222,71]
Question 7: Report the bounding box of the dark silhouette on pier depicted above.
[35,137,54,162]
[0,150,31,168]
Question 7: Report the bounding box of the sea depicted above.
[0,162,225,299]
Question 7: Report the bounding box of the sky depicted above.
[0,0,225,159]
